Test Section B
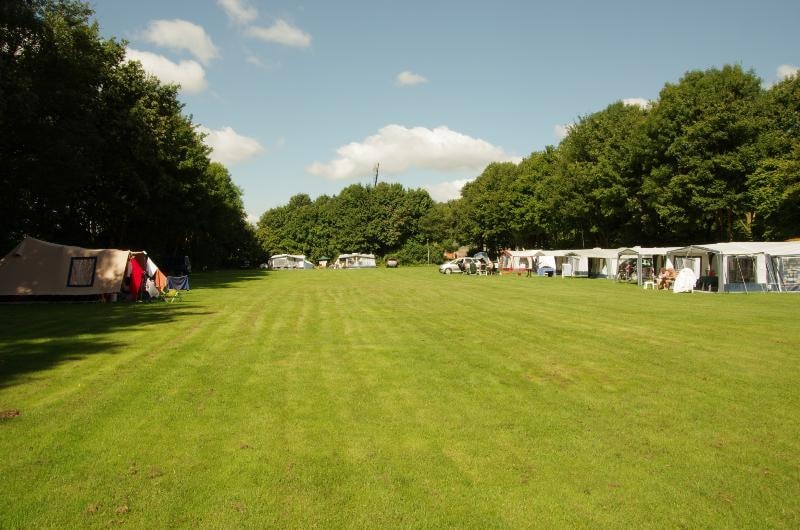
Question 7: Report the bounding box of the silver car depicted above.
[439,257,478,274]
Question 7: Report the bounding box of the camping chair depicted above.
[162,288,181,303]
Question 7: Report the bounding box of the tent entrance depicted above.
[725,255,761,293]
[587,258,609,278]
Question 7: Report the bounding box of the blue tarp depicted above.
[166,275,190,290]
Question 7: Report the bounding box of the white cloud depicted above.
[396,70,428,86]
[777,64,799,81]
[307,124,520,181]
[246,20,312,48]
[217,0,258,26]
[554,123,574,140]
[197,126,265,165]
[246,211,260,225]
[141,19,218,64]
[245,54,265,67]
[424,178,474,202]
[126,48,207,93]
[622,98,652,109]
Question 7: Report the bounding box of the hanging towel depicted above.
[166,275,190,290]
[146,257,158,277]
[129,258,145,301]
[154,269,168,291]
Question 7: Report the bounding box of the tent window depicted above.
[775,256,800,288]
[67,257,97,287]
[727,256,755,284]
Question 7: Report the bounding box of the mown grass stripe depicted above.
[1,268,798,528]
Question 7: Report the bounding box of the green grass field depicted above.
[1,268,799,528]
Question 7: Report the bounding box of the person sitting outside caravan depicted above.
[658,267,676,289]
[657,268,668,289]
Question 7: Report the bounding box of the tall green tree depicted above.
[459,162,519,253]
[1,0,254,267]
[748,74,800,240]
[0,0,124,250]
[643,65,765,243]
[513,147,567,248]
[557,102,650,247]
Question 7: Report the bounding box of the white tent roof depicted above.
[537,249,574,257]
[503,249,542,258]
[618,246,681,257]
[270,254,305,260]
[668,242,800,256]
[565,247,622,259]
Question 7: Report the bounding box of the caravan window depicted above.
[727,256,755,283]
[67,257,97,287]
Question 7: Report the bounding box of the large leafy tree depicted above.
[512,147,568,248]
[557,102,650,247]
[0,0,253,267]
[459,162,519,253]
[748,74,800,240]
[643,65,765,243]
[1,0,123,250]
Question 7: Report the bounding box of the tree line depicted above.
[259,65,799,264]
[3,2,797,267]
[256,184,448,265]
[460,65,800,253]
[0,0,257,267]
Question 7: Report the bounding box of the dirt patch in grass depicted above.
[0,409,20,419]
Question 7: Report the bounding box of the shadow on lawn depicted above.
[0,302,209,390]
[188,269,269,290]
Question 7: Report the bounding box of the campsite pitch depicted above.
[1,268,798,528]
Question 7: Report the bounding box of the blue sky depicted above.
[91,0,800,221]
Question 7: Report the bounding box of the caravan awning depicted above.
[618,246,680,258]
[667,242,800,293]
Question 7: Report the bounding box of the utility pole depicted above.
[373,162,379,187]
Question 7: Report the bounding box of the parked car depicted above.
[439,257,479,274]
[473,253,495,271]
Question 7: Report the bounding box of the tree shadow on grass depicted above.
[0,302,212,390]
[185,269,269,290]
